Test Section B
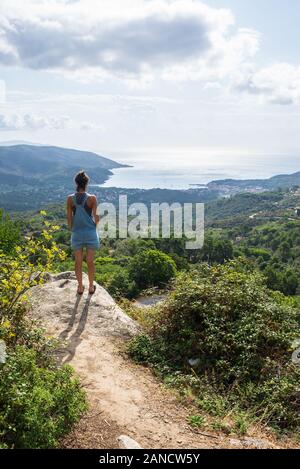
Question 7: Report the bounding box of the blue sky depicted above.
[0,0,299,161]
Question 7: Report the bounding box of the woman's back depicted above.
[71,192,97,231]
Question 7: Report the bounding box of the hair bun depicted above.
[75,170,90,190]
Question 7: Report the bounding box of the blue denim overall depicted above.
[71,193,100,251]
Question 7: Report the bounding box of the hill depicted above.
[0,144,299,213]
[0,144,126,186]
[208,171,300,195]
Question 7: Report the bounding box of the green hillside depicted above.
[0,144,126,186]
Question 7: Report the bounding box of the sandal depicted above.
[77,286,85,295]
[89,285,96,295]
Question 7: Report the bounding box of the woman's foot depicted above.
[89,285,96,295]
[77,285,85,295]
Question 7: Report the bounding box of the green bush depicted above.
[0,346,87,448]
[113,239,156,258]
[128,249,177,289]
[94,260,137,299]
[248,247,271,261]
[0,209,20,254]
[265,265,299,296]
[197,236,234,264]
[0,212,87,448]
[128,261,300,431]
[97,268,138,299]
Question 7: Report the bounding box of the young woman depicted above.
[67,171,100,295]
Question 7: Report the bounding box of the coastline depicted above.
[98,163,300,195]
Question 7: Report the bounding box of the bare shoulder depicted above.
[88,194,97,202]
[67,194,74,205]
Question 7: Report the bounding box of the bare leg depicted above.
[86,248,95,292]
[74,249,84,293]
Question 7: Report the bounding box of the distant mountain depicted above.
[0,144,126,186]
[207,171,300,194]
[0,146,299,213]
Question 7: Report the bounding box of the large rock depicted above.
[241,437,274,449]
[29,271,139,340]
[117,435,142,449]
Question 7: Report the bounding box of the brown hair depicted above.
[75,171,89,191]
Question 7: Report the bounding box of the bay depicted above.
[100,148,300,189]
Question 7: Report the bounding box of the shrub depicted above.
[0,211,87,448]
[113,239,156,258]
[0,346,86,448]
[248,247,271,261]
[0,209,21,254]
[128,249,177,289]
[265,266,299,295]
[98,268,138,299]
[94,261,138,299]
[196,236,234,264]
[128,261,300,431]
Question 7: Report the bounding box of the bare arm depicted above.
[92,195,100,225]
[67,196,73,229]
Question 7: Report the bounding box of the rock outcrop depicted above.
[29,272,139,345]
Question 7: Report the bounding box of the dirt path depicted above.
[60,335,231,449]
[29,272,282,450]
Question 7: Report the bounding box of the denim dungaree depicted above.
[71,192,100,251]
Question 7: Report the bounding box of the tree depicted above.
[196,236,234,264]
[103,269,138,299]
[278,241,292,260]
[114,238,155,258]
[129,249,177,289]
[0,209,20,254]
[281,270,299,295]
[265,266,299,295]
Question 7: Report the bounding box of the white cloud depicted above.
[161,27,260,83]
[0,110,102,132]
[80,121,104,131]
[0,112,71,131]
[0,0,258,84]
[0,1,299,106]
[0,79,6,103]
[232,63,300,106]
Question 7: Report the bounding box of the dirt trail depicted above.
[29,272,281,449]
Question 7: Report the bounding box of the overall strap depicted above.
[73,192,88,206]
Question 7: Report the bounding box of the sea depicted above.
[99,149,300,190]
